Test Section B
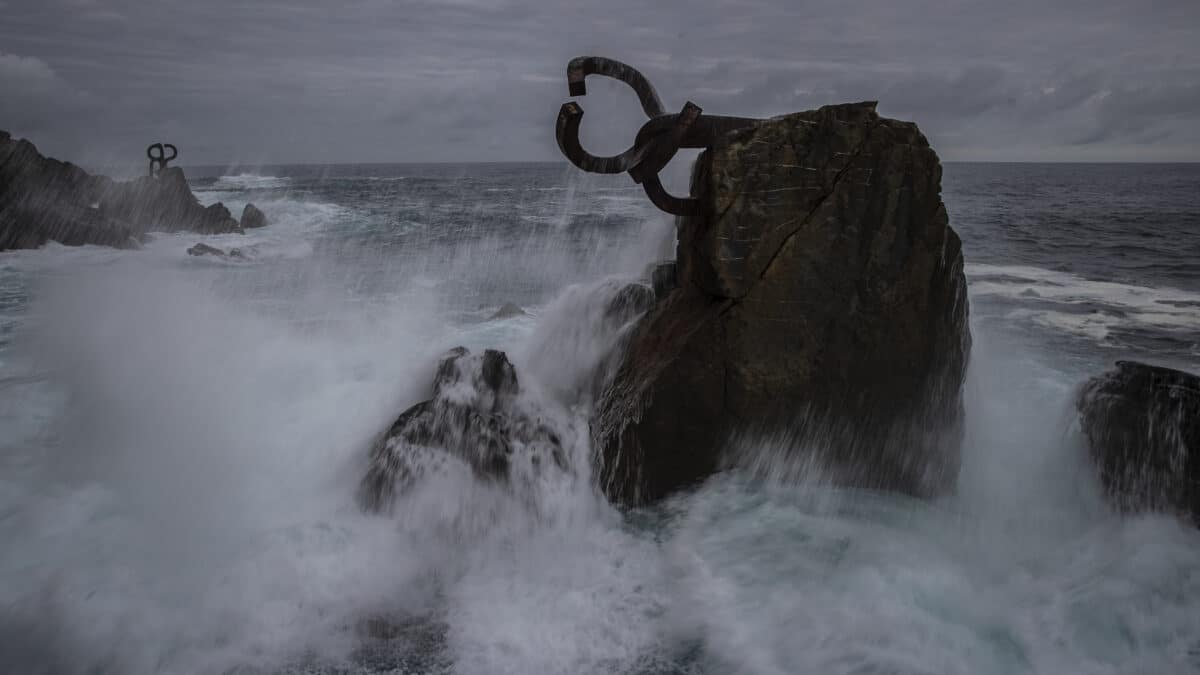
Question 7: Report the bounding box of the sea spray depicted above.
[0,163,1197,674]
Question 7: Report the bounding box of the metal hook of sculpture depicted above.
[554,56,763,216]
[147,142,178,177]
[554,56,666,175]
[566,56,665,117]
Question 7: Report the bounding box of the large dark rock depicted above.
[359,347,568,512]
[593,102,971,505]
[0,131,138,250]
[0,130,241,251]
[241,202,268,229]
[1078,360,1200,524]
[97,167,241,235]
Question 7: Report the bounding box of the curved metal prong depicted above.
[628,102,702,184]
[163,143,177,162]
[641,174,701,217]
[566,56,666,118]
[636,113,763,150]
[147,143,165,177]
[556,101,648,174]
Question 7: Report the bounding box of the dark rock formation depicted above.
[593,102,971,505]
[187,243,225,257]
[649,261,677,300]
[187,242,248,260]
[0,130,241,251]
[1,131,139,250]
[604,282,655,327]
[97,167,241,235]
[1078,361,1200,524]
[489,302,527,320]
[359,347,568,512]
[241,203,267,229]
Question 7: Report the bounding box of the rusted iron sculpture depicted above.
[147,142,177,177]
[555,56,761,216]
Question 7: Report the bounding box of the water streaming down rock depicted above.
[360,279,658,510]
[594,102,971,505]
[1078,360,1200,524]
[358,347,571,512]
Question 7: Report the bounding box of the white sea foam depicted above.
[211,173,291,190]
[1,174,1198,675]
[968,263,1200,338]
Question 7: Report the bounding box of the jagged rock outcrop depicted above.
[99,167,241,235]
[593,102,971,505]
[358,347,569,512]
[0,130,139,250]
[241,203,267,229]
[0,130,243,251]
[1078,361,1200,525]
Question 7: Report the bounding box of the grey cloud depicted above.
[0,0,1198,165]
[0,52,100,150]
[1069,82,1200,146]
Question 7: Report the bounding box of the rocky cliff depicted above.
[593,102,971,505]
[0,130,245,251]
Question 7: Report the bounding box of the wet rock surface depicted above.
[241,202,268,229]
[603,282,655,327]
[1078,360,1200,524]
[1,130,245,251]
[359,347,569,512]
[593,102,971,505]
[187,242,248,260]
[98,167,241,235]
[489,302,527,320]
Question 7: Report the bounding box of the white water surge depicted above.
[0,169,1198,674]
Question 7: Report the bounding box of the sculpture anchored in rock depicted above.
[147,142,178,177]
[555,56,761,216]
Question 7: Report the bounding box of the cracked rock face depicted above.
[593,102,971,506]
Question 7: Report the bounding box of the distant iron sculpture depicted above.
[147,142,177,177]
[555,56,763,216]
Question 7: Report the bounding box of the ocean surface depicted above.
[0,161,1198,674]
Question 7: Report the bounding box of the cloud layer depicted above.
[2,0,1198,166]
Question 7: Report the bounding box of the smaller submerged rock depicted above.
[187,242,248,260]
[358,347,568,512]
[1078,360,1200,524]
[241,203,268,229]
[489,302,527,320]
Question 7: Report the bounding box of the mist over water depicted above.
[1,163,1198,674]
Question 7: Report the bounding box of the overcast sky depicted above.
[2,0,1198,166]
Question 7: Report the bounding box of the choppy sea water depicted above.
[0,162,1198,675]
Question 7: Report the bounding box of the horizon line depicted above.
[163,159,1200,169]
